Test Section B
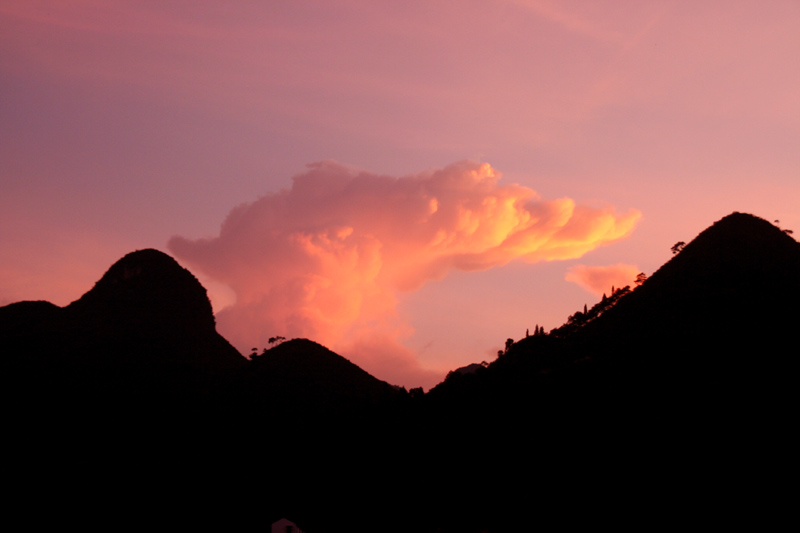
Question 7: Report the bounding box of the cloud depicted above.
[565,263,641,296]
[169,160,640,387]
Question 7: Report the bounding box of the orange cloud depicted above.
[169,161,640,387]
[565,263,641,296]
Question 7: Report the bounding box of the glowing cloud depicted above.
[565,264,641,296]
[169,161,640,386]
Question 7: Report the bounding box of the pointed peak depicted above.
[710,211,782,232]
[680,212,797,257]
[706,211,795,238]
[632,211,799,303]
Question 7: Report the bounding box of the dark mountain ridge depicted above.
[2,248,404,431]
[2,249,245,409]
[9,213,793,415]
[599,211,799,332]
[4,212,798,531]
[428,212,800,420]
[409,213,799,531]
[241,338,399,413]
[70,247,219,336]
[575,212,800,384]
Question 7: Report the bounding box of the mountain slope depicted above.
[575,212,800,390]
[65,248,245,372]
[1,249,404,421]
[597,211,800,337]
[429,212,800,413]
[2,249,246,408]
[414,213,800,530]
[223,338,401,423]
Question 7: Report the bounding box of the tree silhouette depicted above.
[635,272,647,286]
[505,338,514,353]
[671,241,686,255]
[409,387,424,399]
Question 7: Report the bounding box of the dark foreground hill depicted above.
[3,213,798,531]
[430,212,799,405]
[2,249,245,408]
[229,338,399,420]
[1,249,408,530]
[2,249,403,423]
[416,212,799,529]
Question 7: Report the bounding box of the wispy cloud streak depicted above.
[565,263,640,296]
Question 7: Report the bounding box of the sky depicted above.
[2,1,798,389]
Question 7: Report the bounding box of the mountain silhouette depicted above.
[413,213,800,530]
[430,212,799,408]
[595,211,799,336]
[2,249,245,410]
[571,212,799,393]
[69,248,244,369]
[71,248,221,336]
[3,213,797,531]
[235,338,399,419]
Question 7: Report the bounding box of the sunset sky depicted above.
[2,1,798,388]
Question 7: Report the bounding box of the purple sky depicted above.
[2,1,798,388]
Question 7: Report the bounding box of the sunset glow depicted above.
[169,161,640,385]
[2,1,798,388]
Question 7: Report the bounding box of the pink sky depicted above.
[2,1,798,388]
